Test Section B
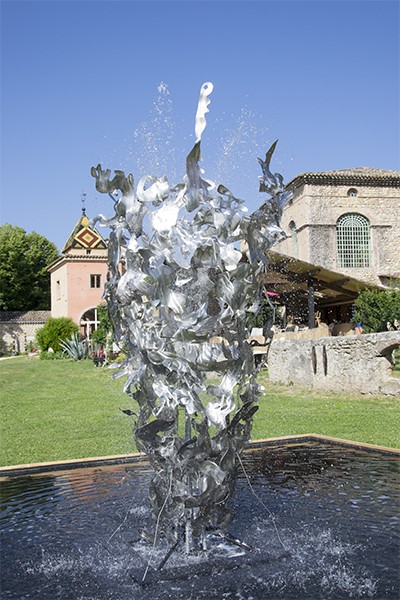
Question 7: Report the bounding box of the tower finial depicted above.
[81,192,87,216]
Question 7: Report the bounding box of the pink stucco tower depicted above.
[48,209,108,338]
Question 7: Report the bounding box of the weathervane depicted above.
[81,192,87,215]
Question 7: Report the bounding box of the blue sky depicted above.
[1,0,399,251]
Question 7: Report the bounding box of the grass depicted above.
[254,372,400,448]
[1,357,399,467]
[0,358,134,466]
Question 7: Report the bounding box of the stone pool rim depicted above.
[1,434,399,478]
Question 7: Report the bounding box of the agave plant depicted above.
[60,332,88,361]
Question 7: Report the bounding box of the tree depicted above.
[353,288,400,333]
[0,224,58,311]
[36,317,79,353]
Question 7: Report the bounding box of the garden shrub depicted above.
[36,317,78,353]
[352,288,400,333]
[60,333,88,360]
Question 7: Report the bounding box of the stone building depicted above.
[47,210,108,338]
[274,167,400,287]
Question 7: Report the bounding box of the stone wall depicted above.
[0,311,51,354]
[268,331,400,396]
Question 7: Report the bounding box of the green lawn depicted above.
[0,358,135,466]
[253,371,400,448]
[1,357,399,466]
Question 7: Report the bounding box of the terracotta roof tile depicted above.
[288,167,400,189]
[0,311,51,323]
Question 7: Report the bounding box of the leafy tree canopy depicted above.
[36,317,79,353]
[0,224,59,311]
[353,288,400,333]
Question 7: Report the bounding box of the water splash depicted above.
[22,526,379,599]
[211,108,272,212]
[128,82,177,181]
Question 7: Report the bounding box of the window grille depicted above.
[336,213,371,268]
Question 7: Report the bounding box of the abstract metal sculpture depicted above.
[91,83,290,553]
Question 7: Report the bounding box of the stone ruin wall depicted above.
[268,331,400,396]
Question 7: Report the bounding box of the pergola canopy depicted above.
[264,251,382,304]
[262,251,385,326]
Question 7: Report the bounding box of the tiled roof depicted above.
[288,167,400,189]
[0,311,51,323]
[62,212,107,254]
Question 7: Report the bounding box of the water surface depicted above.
[1,442,399,599]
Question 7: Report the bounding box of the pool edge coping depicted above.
[1,434,399,477]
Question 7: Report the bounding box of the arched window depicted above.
[336,213,371,268]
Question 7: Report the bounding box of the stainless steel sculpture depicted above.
[91,83,290,553]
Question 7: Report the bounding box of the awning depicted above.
[261,251,384,325]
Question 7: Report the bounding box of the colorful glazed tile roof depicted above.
[62,212,107,253]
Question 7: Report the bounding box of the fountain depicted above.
[1,84,399,599]
[90,82,290,556]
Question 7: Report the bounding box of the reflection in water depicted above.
[0,442,399,599]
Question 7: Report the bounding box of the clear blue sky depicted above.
[1,0,399,251]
